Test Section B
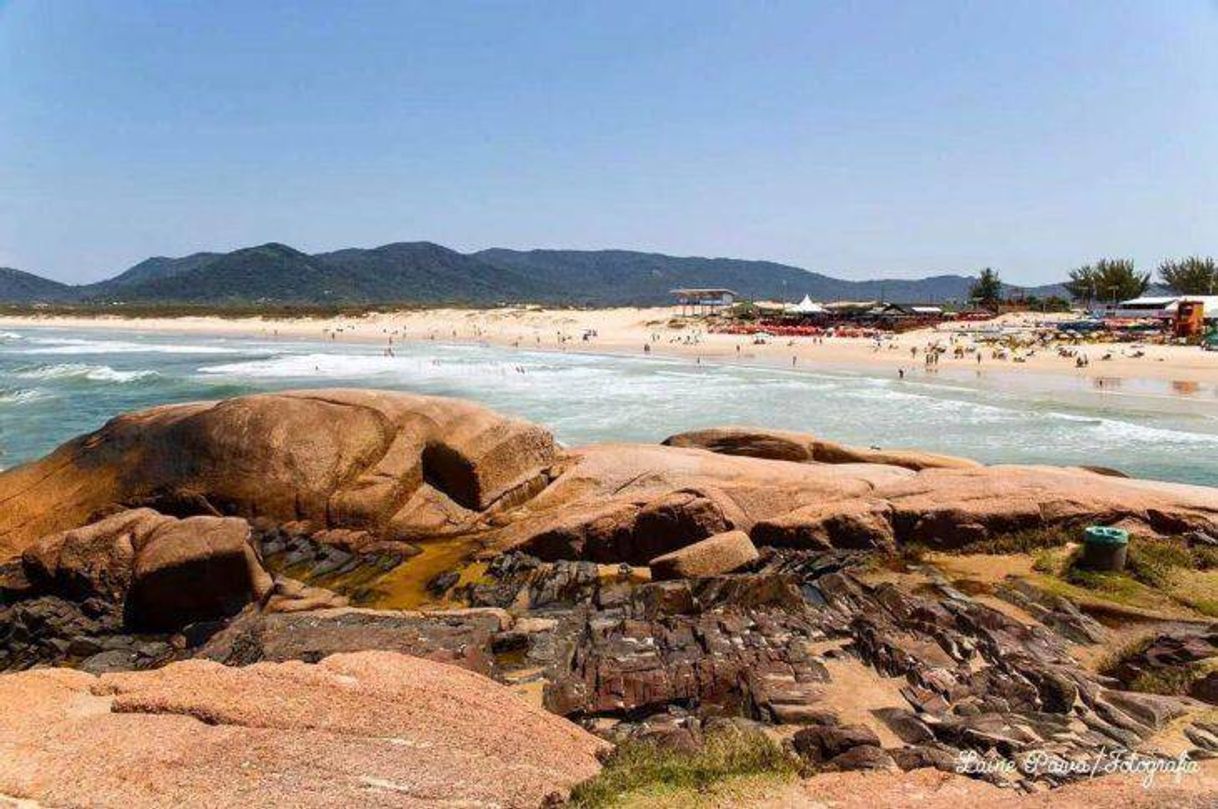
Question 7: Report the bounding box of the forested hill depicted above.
[2,243,1064,306]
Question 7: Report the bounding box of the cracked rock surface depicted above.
[0,651,607,808]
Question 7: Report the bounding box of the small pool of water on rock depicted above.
[356,537,487,610]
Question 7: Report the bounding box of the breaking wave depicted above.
[12,363,159,383]
[0,388,49,405]
[19,336,244,355]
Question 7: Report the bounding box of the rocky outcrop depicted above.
[876,465,1218,547]
[0,509,274,671]
[5,394,1216,570]
[649,530,759,580]
[0,651,607,808]
[663,426,820,462]
[20,509,271,630]
[753,498,897,550]
[1104,629,1218,704]
[490,446,1218,556]
[521,544,1214,790]
[485,443,913,560]
[197,606,508,675]
[663,426,981,471]
[0,390,556,555]
[3,390,1218,802]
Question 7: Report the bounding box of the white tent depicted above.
[792,295,826,314]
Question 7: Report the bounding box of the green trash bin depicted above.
[1079,526,1129,572]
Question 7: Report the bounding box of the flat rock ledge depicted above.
[0,650,607,808]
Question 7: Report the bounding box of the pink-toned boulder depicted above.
[875,465,1218,547]
[5,393,1217,569]
[752,498,896,550]
[0,651,608,808]
[649,530,760,580]
[0,390,557,557]
[485,443,913,560]
[810,440,980,472]
[21,508,272,629]
[129,514,273,629]
[663,427,817,462]
[21,509,164,601]
[662,426,980,471]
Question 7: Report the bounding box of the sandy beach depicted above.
[4,307,1218,393]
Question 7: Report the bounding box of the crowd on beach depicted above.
[6,303,1207,390]
[284,308,1212,391]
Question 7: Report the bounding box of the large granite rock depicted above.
[21,508,271,630]
[649,530,759,580]
[753,498,897,550]
[5,395,1215,567]
[485,443,913,561]
[875,465,1218,546]
[663,426,981,471]
[663,426,820,462]
[0,390,556,556]
[0,651,607,808]
[490,443,1218,556]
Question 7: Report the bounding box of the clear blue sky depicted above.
[2,1,1216,284]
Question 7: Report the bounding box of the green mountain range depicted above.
[0,242,1068,306]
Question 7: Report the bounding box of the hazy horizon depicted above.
[2,1,1215,284]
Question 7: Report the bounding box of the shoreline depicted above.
[3,308,1218,405]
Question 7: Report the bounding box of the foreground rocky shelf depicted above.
[0,650,606,807]
[2,390,1218,805]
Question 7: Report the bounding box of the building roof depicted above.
[1119,297,1178,307]
[670,288,738,297]
[824,300,879,310]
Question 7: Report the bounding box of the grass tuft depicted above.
[958,527,1075,556]
[567,728,798,809]
[1125,537,1193,589]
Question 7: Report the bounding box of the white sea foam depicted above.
[197,351,607,383]
[13,363,159,383]
[0,388,49,405]
[1045,411,1218,446]
[19,337,244,355]
[0,332,23,341]
[3,329,1216,484]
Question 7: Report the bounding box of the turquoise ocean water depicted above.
[2,326,1217,486]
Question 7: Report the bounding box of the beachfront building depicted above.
[671,288,738,317]
[1109,295,1218,322]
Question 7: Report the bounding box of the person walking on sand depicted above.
[898,368,905,379]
